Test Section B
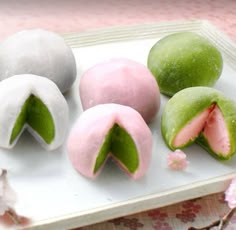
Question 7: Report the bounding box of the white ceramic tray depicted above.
[1,20,236,230]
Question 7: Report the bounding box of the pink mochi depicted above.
[67,104,153,179]
[79,58,160,123]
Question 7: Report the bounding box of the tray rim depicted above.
[26,172,236,230]
[22,19,236,229]
[62,19,236,70]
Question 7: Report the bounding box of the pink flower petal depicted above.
[0,169,31,227]
[0,208,31,227]
[225,177,236,209]
[0,170,17,216]
[167,149,189,170]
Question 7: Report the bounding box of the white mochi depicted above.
[0,74,69,150]
[0,29,77,93]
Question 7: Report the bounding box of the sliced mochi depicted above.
[172,105,215,147]
[0,74,69,150]
[161,87,236,160]
[67,104,152,179]
[197,106,231,158]
[0,29,77,93]
[79,58,160,123]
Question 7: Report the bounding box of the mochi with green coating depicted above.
[0,74,69,150]
[147,32,223,96]
[161,87,236,160]
[67,104,152,179]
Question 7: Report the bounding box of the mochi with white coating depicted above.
[0,74,69,150]
[67,104,152,179]
[0,29,77,93]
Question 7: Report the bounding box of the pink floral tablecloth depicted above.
[80,193,234,230]
[0,1,236,229]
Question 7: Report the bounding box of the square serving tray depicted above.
[1,20,236,230]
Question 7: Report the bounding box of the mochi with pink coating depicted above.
[67,104,152,179]
[79,58,160,123]
[161,87,236,160]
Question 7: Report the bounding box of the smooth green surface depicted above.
[161,86,236,160]
[93,126,114,173]
[147,32,223,96]
[10,95,55,144]
[10,96,30,144]
[94,124,139,174]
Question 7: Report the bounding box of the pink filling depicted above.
[173,106,214,147]
[203,106,230,156]
[173,105,230,156]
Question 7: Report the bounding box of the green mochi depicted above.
[196,94,236,160]
[147,32,223,96]
[93,124,139,174]
[162,87,218,149]
[10,95,55,145]
[161,87,236,160]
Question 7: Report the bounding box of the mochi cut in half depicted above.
[79,58,160,123]
[0,74,69,150]
[161,87,236,160]
[67,104,152,179]
[0,29,77,93]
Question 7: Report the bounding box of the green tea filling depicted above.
[93,124,139,174]
[10,95,55,144]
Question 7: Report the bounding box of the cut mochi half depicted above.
[172,105,215,147]
[161,87,236,160]
[67,104,152,179]
[198,106,231,157]
[0,74,69,150]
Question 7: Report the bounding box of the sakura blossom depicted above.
[0,169,31,227]
[167,149,189,170]
[225,177,236,209]
[0,169,16,216]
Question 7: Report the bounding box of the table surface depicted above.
[0,1,236,230]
